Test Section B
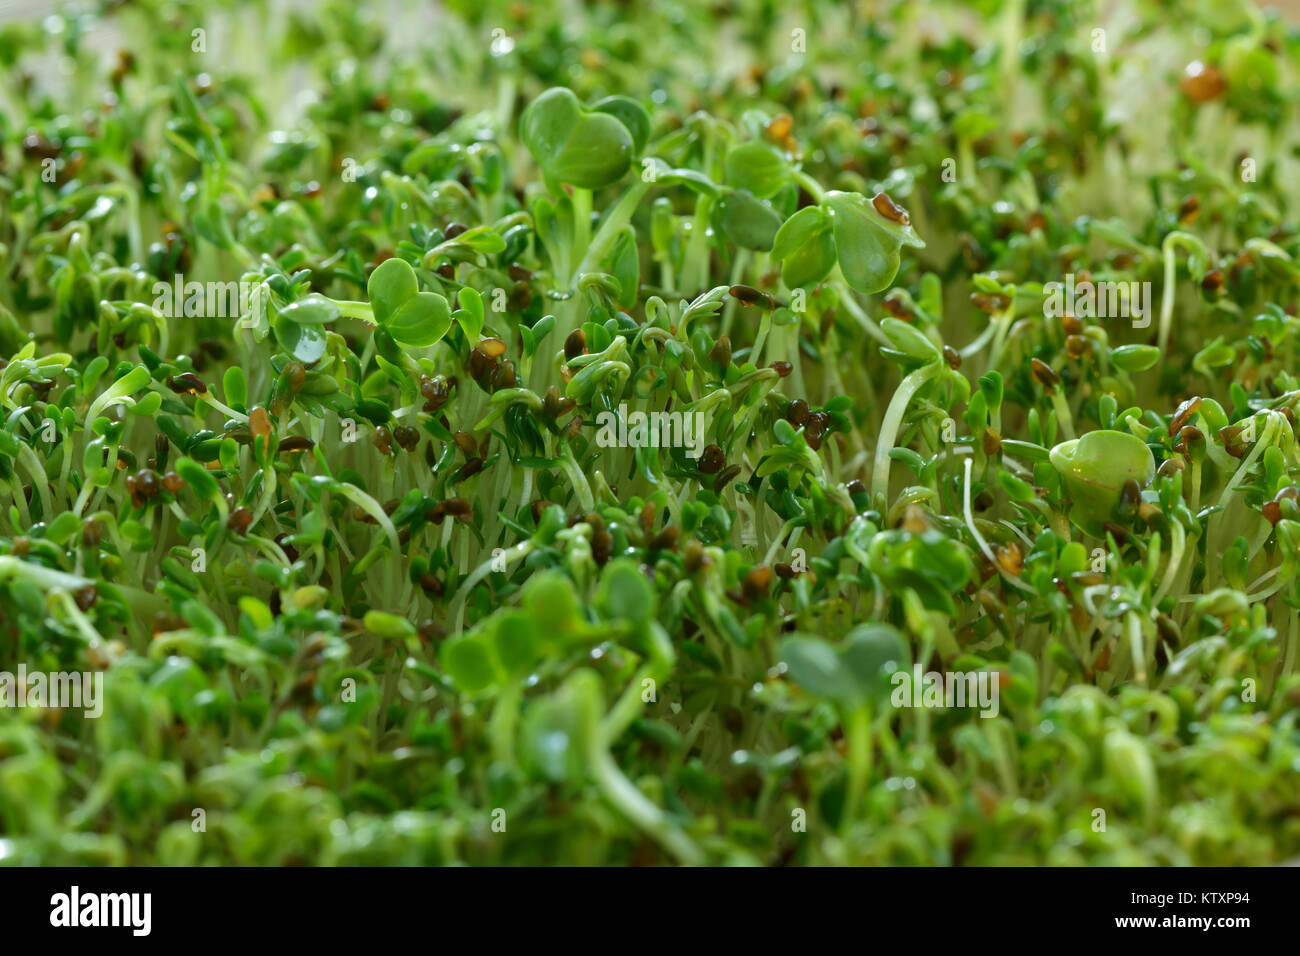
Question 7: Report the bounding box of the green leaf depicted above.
[273,316,328,364]
[368,257,418,324]
[780,635,859,704]
[278,294,341,325]
[724,142,789,199]
[442,636,498,693]
[825,191,925,295]
[386,292,452,347]
[590,94,651,153]
[520,87,634,190]
[718,190,782,251]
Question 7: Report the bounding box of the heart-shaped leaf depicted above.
[520,87,635,190]
[367,257,418,324]
[724,142,789,199]
[825,191,926,295]
[386,292,452,347]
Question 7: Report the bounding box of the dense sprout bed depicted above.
[0,0,1298,865]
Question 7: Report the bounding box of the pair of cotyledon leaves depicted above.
[273,258,465,364]
[520,87,925,294]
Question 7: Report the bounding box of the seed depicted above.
[1201,269,1224,297]
[74,585,98,611]
[564,329,586,360]
[285,362,306,391]
[478,337,507,359]
[444,222,468,240]
[453,431,478,456]
[714,464,742,492]
[1180,60,1226,103]
[278,435,315,453]
[372,425,394,455]
[452,457,484,482]
[943,345,961,369]
[699,444,725,475]
[1030,358,1059,390]
[982,428,1002,456]
[1065,335,1089,359]
[162,471,183,493]
[648,526,679,551]
[742,566,772,602]
[1061,313,1083,335]
[1169,396,1202,435]
[167,372,207,395]
[785,399,810,427]
[774,562,796,579]
[708,335,732,368]
[1157,458,1185,478]
[393,424,420,451]
[250,406,272,439]
[769,360,793,377]
[871,191,910,225]
[228,507,253,534]
[1177,195,1200,225]
[491,360,517,391]
[135,469,160,500]
[729,285,774,310]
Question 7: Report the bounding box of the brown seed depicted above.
[983,428,1003,456]
[785,399,810,428]
[81,520,103,548]
[648,526,679,551]
[73,585,98,611]
[708,336,732,368]
[714,464,742,492]
[871,191,910,226]
[372,425,394,455]
[1065,335,1089,359]
[1169,396,1202,435]
[134,469,160,500]
[478,337,507,359]
[1031,358,1059,390]
[774,562,797,580]
[1177,195,1201,225]
[162,471,183,493]
[278,435,315,453]
[393,425,419,451]
[250,406,272,439]
[564,329,586,360]
[167,372,207,395]
[452,457,484,483]
[1180,60,1226,103]
[742,566,772,602]
[1157,458,1186,478]
[1201,269,1224,297]
[699,445,725,475]
[943,345,961,370]
[444,222,468,240]
[453,431,478,457]
[491,360,517,391]
[285,362,306,391]
[228,507,253,534]
[769,361,793,377]
[729,285,775,310]
[1061,313,1083,335]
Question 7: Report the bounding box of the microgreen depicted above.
[0,0,1297,868]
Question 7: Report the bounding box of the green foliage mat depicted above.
[0,0,1298,864]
